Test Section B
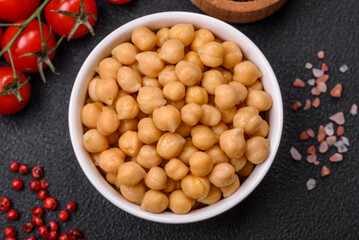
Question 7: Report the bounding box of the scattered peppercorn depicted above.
[29,180,41,192]
[0,197,11,212]
[66,202,77,212]
[40,179,49,190]
[4,226,16,237]
[11,178,23,190]
[49,220,59,231]
[59,210,70,222]
[37,190,49,200]
[7,209,19,221]
[19,164,30,175]
[38,226,49,239]
[9,162,19,172]
[32,166,44,178]
[23,222,34,233]
[32,215,44,226]
[44,197,57,211]
[31,207,44,217]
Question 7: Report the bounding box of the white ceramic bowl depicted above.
[69,11,283,224]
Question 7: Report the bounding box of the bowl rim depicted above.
[68,11,283,224]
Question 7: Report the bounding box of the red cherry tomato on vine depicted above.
[0,67,31,115]
[107,0,133,4]
[0,0,41,22]
[45,0,98,39]
[1,20,57,73]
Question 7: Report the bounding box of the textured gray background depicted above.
[1,0,359,239]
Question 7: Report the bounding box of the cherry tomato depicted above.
[107,0,133,4]
[45,0,98,39]
[1,20,56,73]
[0,67,31,115]
[0,0,40,22]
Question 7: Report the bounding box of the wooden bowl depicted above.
[191,0,287,23]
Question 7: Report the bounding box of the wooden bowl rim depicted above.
[201,0,283,12]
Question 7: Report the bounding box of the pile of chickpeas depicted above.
[81,24,272,214]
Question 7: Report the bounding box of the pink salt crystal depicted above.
[314,161,320,166]
[306,178,316,190]
[306,128,315,138]
[336,126,344,136]
[299,131,309,141]
[316,74,329,84]
[317,50,325,59]
[321,166,331,177]
[339,64,348,73]
[311,87,321,96]
[319,141,329,153]
[317,82,327,93]
[305,62,313,69]
[317,125,326,142]
[326,136,337,146]
[291,101,302,111]
[303,99,311,110]
[293,78,306,87]
[321,63,329,72]
[312,97,320,108]
[313,68,324,78]
[329,153,343,162]
[330,83,343,98]
[306,154,317,163]
[307,79,316,86]
[329,112,345,125]
[290,147,302,161]
[307,145,316,155]
[350,104,358,115]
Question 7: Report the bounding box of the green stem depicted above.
[0,0,51,58]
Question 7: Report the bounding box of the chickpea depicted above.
[228,81,247,103]
[238,161,253,177]
[91,152,100,166]
[153,105,181,132]
[97,57,122,80]
[163,81,186,101]
[208,163,235,187]
[163,178,178,192]
[175,60,202,86]
[198,41,225,67]
[129,61,141,74]
[185,86,208,105]
[83,129,109,153]
[230,155,247,172]
[136,145,162,169]
[142,77,161,88]
[159,39,185,64]
[181,103,204,126]
[95,78,119,105]
[205,144,229,164]
[248,80,263,91]
[156,132,185,159]
[221,41,243,69]
[111,42,138,65]
[97,108,120,136]
[219,128,246,159]
[136,86,166,114]
[178,145,198,166]
[117,66,142,93]
[190,29,215,51]
[245,136,270,164]
[116,95,139,120]
[158,65,179,87]
[88,77,100,102]
[214,84,240,110]
[181,174,210,200]
[215,67,232,83]
[169,190,193,214]
[156,27,170,47]
[249,119,269,138]
[220,174,240,197]
[81,103,102,128]
[198,185,222,205]
[175,122,192,138]
[200,104,222,127]
[118,119,138,134]
[131,26,157,51]
[107,130,120,146]
[141,190,169,213]
[117,162,146,187]
[106,172,117,185]
[118,131,143,157]
[165,158,189,181]
[191,125,218,150]
[144,167,167,190]
[169,24,194,46]
[217,106,236,124]
[201,70,226,94]
[184,51,204,71]
[137,118,162,144]
[136,52,164,78]
[246,89,273,112]
[166,99,186,111]
[99,148,126,173]
[189,151,214,177]
[184,138,194,147]
[233,60,262,86]
[233,106,262,135]
[119,181,146,205]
